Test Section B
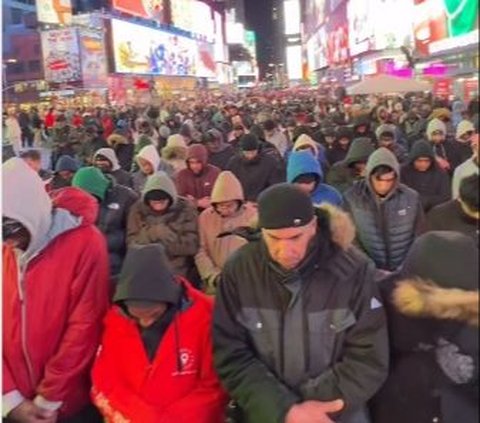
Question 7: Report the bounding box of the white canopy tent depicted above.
[347,74,432,95]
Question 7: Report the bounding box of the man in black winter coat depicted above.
[72,167,138,283]
[213,184,389,423]
[226,134,284,202]
[401,140,451,212]
[426,174,479,244]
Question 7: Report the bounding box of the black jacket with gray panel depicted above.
[213,205,389,423]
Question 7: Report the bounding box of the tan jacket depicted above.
[195,171,257,293]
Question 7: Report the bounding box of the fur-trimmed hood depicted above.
[393,278,478,326]
[107,133,129,147]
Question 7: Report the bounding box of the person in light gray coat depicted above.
[344,147,425,272]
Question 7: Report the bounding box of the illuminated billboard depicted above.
[284,0,301,35]
[413,0,479,55]
[287,45,302,80]
[306,25,328,70]
[79,29,108,88]
[303,0,326,41]
[111,0,169,23]
[348,0,375,56]
[41,28,81,83]
[111,19,197,76]
[36,0,72,25]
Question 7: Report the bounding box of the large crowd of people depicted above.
[2,89,479,423]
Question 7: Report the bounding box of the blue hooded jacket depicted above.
[287,151,343,207]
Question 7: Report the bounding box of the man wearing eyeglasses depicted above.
[344,148,425,275]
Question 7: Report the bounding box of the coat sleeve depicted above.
[194,213,221,283]
[213,265,300,423]
[127,202,152,245]
[159,311,228,423]
[298,261,389,412]
[36,230,110,406]
[157,205,199,257]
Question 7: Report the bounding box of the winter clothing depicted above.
[93,148,134,188]
[265,128,290,156]
[452,157,479,198]
[175,144,221,204]
[239,134,260,151]
[325,127,353,165]
[344,148,425,271]
[92,244,228,423]
[456,119,475,140]
[107,133,134,172]
[161,134,188,175]
[3,158,109,418]
[375,123,408,163]
[426,200,479,244]
[326,137,375,194]
[55,155,80,173]
[213,204,388,423]
[72,167,110,201]
[204,129,236,170]
[195,171,257,293]
[427,119,465,173]
[127,172,199,277]
[287,151,343,207]
[226,150,284,202]
[371,232,478,423]
[132,145,162,193]
[401,140,451,212]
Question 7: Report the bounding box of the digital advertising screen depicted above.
[111,0,169,24]
[303,0,327,42]
[79,29,108,88]
[36,0,72,25]
[306,25,328,70]
[348,0,375,56]
[111,19,197,77]
[41,28,81,83]
[413,0,479,55]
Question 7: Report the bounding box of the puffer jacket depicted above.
[195,171,258,293]
[213,204,389,423]
[127,172,199,277]
[287,151,343,207]
[344,148,424,271]
[3,160,109,419]
[371,232,479,423]
[98,180,138,280]
[93,148,134,189]
[107,133,134,172]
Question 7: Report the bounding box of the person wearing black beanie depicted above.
[213,183,389,423]
[226,134,285,202]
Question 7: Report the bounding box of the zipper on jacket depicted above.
[377,201,392,270]
[17,258,37,389]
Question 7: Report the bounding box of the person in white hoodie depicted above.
[4,110,22,155]
[132,145,161,193]
[93,147,133,188]
[452,133,479,199]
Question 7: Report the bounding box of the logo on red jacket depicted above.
[173,348,197,376]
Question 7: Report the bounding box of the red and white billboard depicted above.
[41,28,81,83]
[112,0,169,23]
[36,0,72,24]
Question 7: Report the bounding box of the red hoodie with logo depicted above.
[91,279,228,423]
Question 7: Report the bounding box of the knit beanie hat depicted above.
[258,183,314,229]
[72,166,110,201]
[55,155,80,173]
[240,134,260,151]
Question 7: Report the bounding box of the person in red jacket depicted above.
[91,243,228,423]
[175,143,221,211]
[2,158,110,423]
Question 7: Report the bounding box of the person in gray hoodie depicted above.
[127,171,199,278]
[344,147,425,272]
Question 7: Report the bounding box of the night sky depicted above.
[244,0,275,78]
